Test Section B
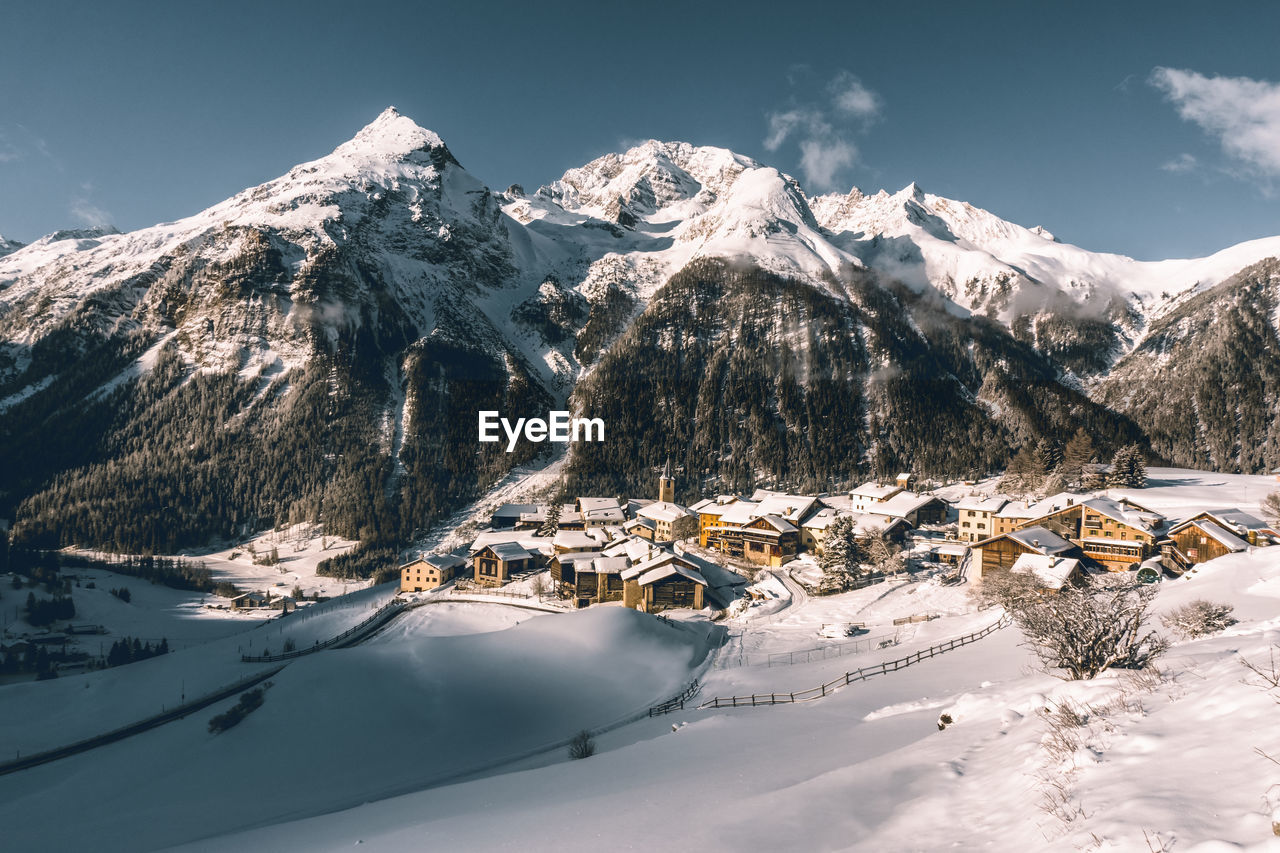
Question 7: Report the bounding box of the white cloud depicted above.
[799,139,858,189]
[1151,67,1280,178]
[763,70,882,191]
[763,107,828,152]
[70,186,112,228]
[828,71,880,120]
[1160,152,1197,173]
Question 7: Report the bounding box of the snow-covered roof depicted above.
[1194,508,1272,534]
[755,514,798,533]
[486,542,532,561]
[637,562,707,588]
[1004,526,1075,555]
[956,495,1009,513]
[1171,518,1249,552]
[1010,554,1081,590]
[424,553,467,570]
[470,530,552,555]
[873,491,940,518]
[553,530,600,550]
[637,501,695,523]
[592,556,630,575]
[716,501,761,526]
[753,494,819,522]
[851,482,902,502]
[1080,498,1165,532]
[492,503,540,519]
[801,508,841,531]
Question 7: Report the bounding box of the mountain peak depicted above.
[331,106,448,163]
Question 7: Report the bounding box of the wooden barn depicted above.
[621,552,707,613]
[1167,518,1249,568]
[472,542,534,587]
[971,526,1082,581]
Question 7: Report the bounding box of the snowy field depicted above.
[0,606,715,852]
[0,583,397,757]
[177,546,1280,853]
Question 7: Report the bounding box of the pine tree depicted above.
[538,503,561,538]
[1107,444,1148,488]
[818,516,864,594]
[1061,428,1096,487]
[1034,437,1062,475]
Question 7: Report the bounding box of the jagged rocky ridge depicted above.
[1,109,1278,563]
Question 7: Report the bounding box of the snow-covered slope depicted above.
[811,183,1280,364]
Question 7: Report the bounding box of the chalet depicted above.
[576,497,626,528]
[956,496,1009,542]
[554,553,628,607]
[971,526,1082,581]
[1009,553,1084,591]
[635,501,697,542]
[552,529,604,554]
[896,472,915,490]
[993,493,1087,537]
[624,516,657,540]
[231,591,273,609]
[750,490,822,526]
[802,509,910,554]
[690,496,743,547]
[1166,518,1249,569]
[850,482,904,512]
[400,553,467,593]
[864,492,948,527]
[1018,496,1166,571]
[621,552,707,613]
[473,542,535,587]
[516,504,584,530]
[490,503,540,529]
[1185,508,1279,546]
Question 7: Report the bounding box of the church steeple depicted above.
[658,458,675,503]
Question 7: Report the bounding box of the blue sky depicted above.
[1,0,1278,260]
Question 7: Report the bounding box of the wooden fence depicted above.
[648,679,702,716]
[240,598,405,662]
[698,614,1012,710]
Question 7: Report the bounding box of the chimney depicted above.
[1032,539,1040,548]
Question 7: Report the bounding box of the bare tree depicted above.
[1005,579,1167,680]
[1264,490,1280,526]
[1162,600,1236,639]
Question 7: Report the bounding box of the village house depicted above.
[472,541,536,587]
[576,497,626,528]
[621,551,708,613]
[689,496,742,547]
[956,496,1009,542]
[1165,517,1249,570]
[970,526,1084,581]
[489,503,541,530]
[635,501,697,542]
[515,504,584,530]
[1016,496,1166,571]
[400,553,469,593]
[801,509,910,555]
[231,590,273,609]
[849,482,904,512]
[1185,508,1279,546]
[993,493,1088,537]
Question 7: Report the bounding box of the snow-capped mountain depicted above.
[0,234,25,259]
[2,108,1279,559]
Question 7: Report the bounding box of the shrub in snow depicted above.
[568,729,596,760]
[936,713,953,731]
[1161,600,1236,639]
[1003,579,1166,680]
[208,685,269,734]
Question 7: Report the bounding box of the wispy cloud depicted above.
[70,183,113,228]
[1160,152,1198,174]
[828,71,881,121]
[764,70,882,192]
[1150,67,1280,179]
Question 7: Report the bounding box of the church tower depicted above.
[658,458,675,503]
